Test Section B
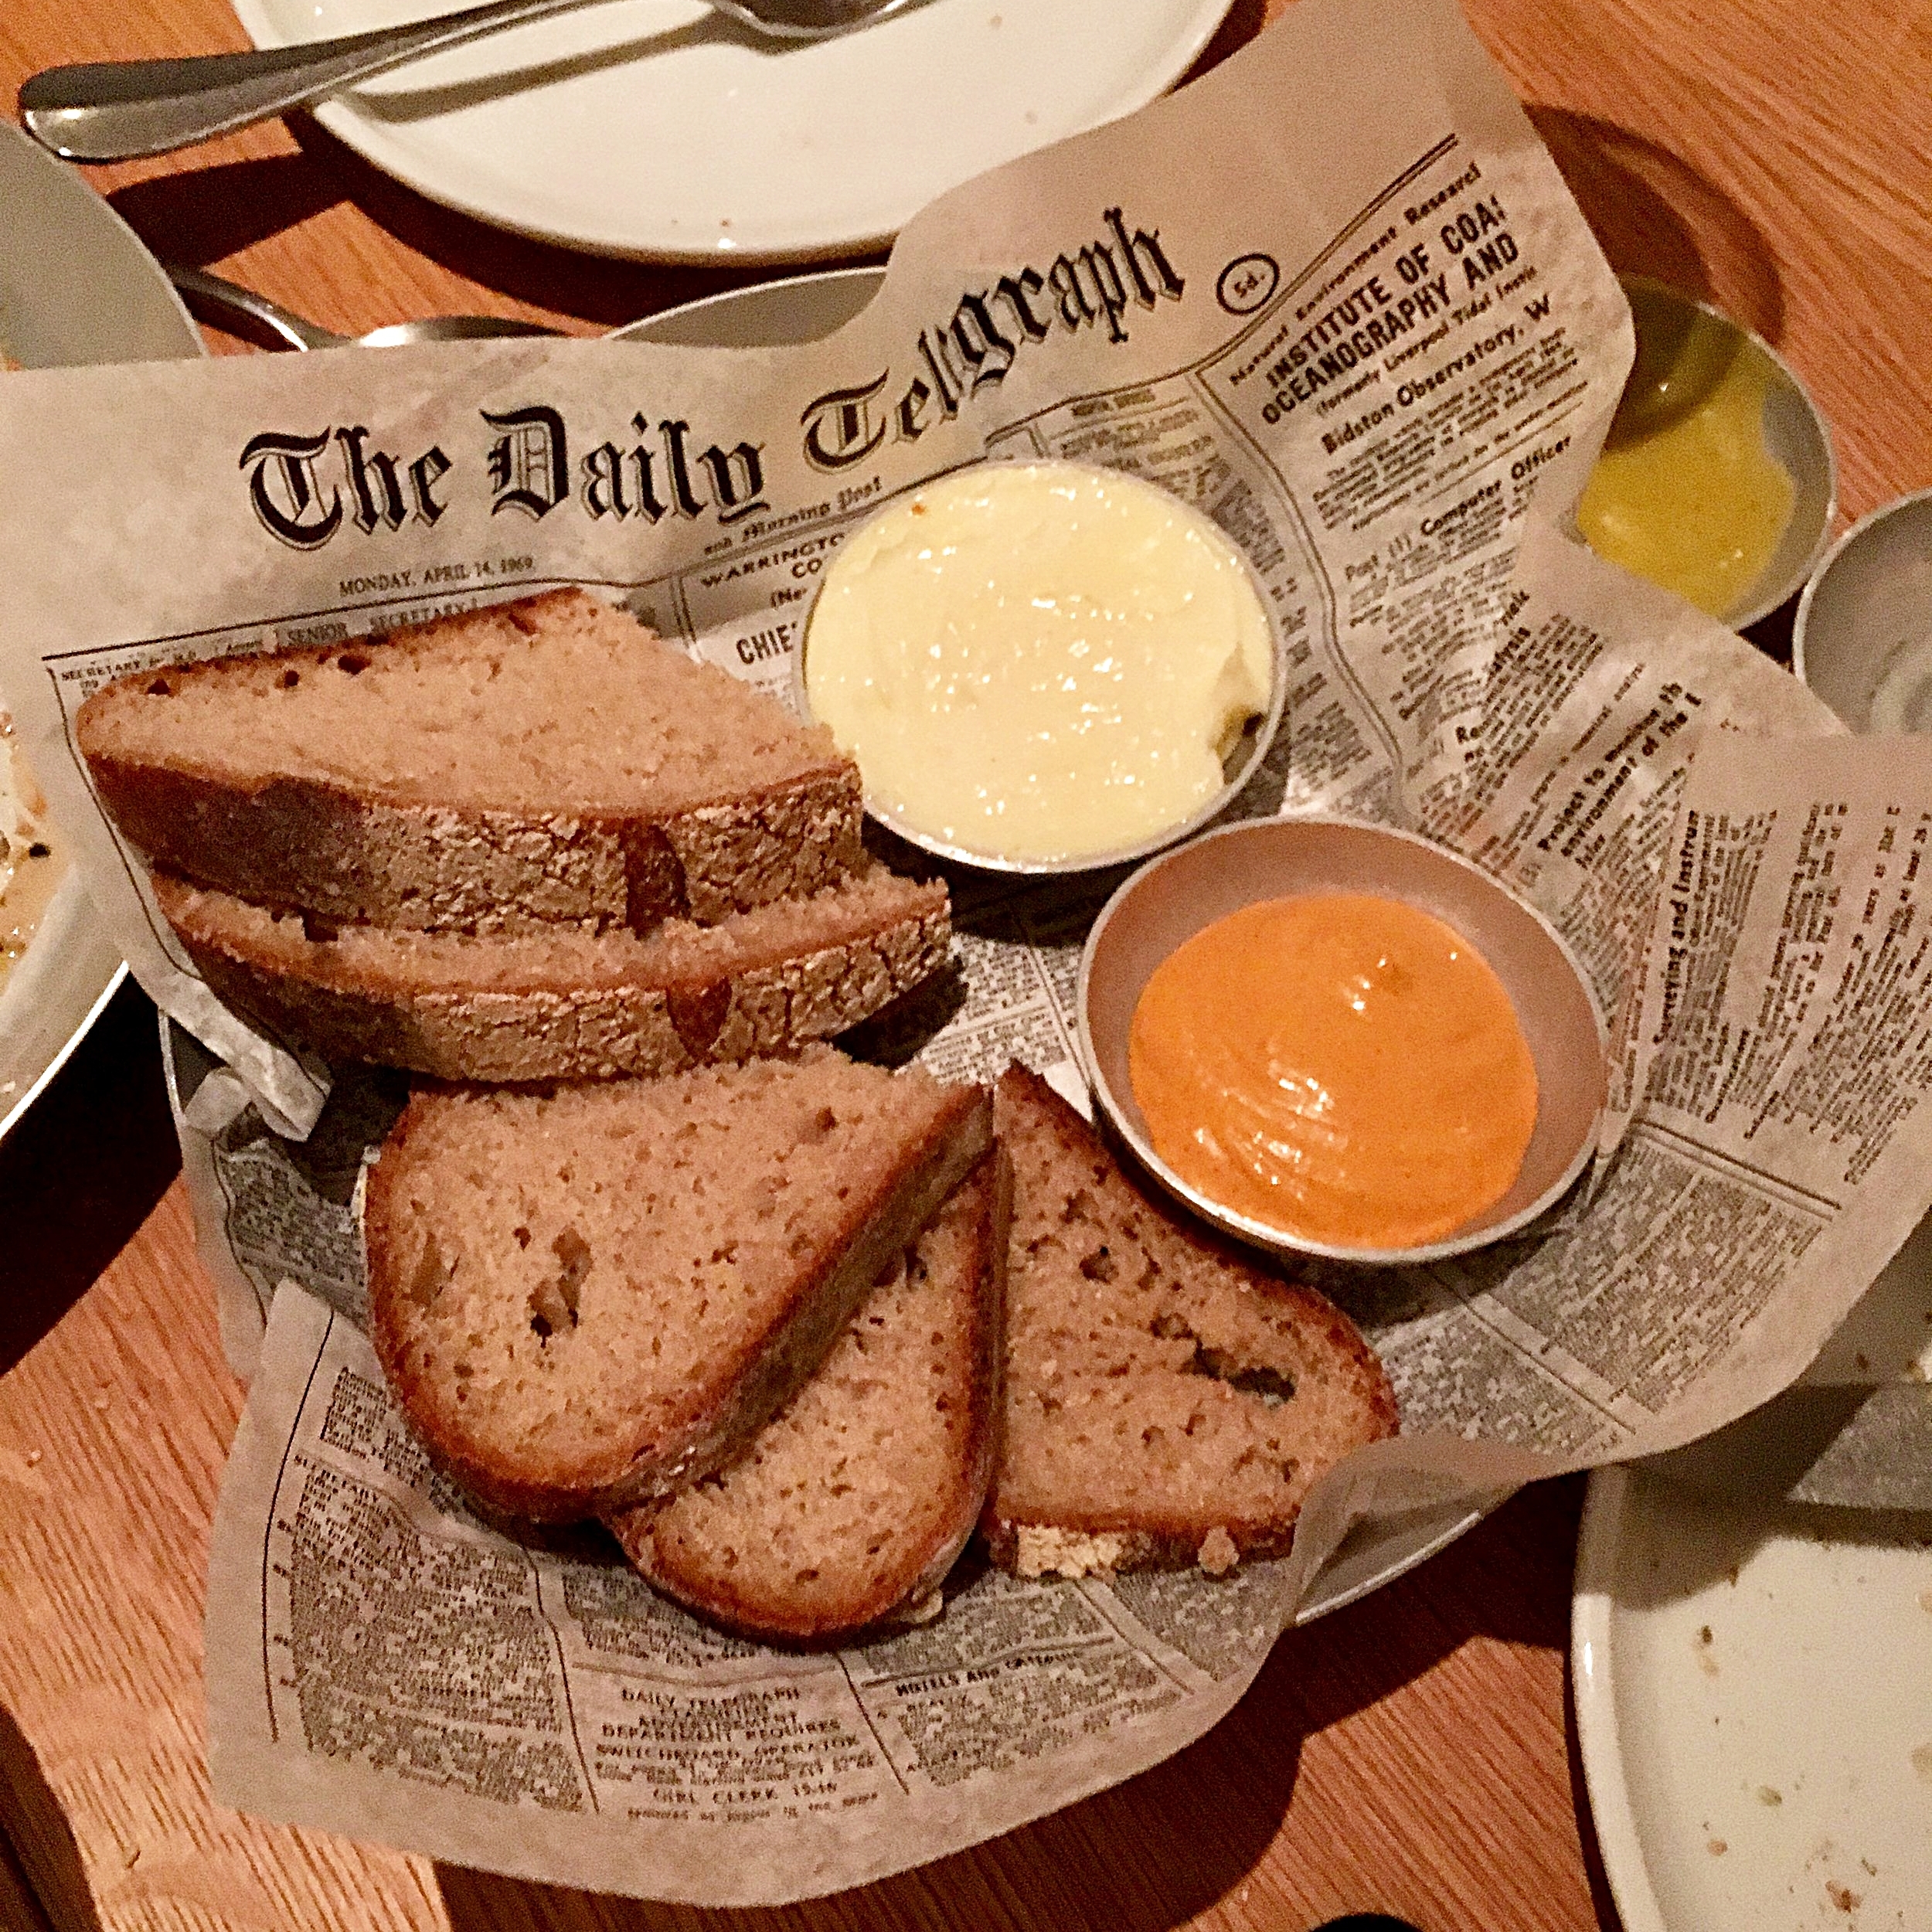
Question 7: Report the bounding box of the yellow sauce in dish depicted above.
[1577,335,1794,619]
[1128,893,1538,1250]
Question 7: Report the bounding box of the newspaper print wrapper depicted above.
[0,0,1622,1139]
[7,0,1932,1903]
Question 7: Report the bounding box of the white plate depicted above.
[1575,1461,1932,1931]
[0,122,205,1141]
[234,0,1237,262]
[160,265,1494,1623]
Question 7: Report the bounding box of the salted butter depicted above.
[801,461,1274,863]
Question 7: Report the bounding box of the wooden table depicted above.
[1,1,1927,1926]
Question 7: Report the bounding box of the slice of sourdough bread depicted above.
[155,864,948,1081]
[984,1066,1396,1578]
[366,1049,993,1523]
[79,590,862,935]
[611,1148,1009,1643]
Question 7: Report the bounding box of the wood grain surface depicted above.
[2,0,1927,1927]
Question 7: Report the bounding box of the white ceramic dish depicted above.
[0,122,203,370]
[1574,1463,1932,1932]
[162,264,1486,1622]
[0,121,205,1141]
[1575,1198,1932,1932]
[0,880,127,1143]
[234,0,1237,263]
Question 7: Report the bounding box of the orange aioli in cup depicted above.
[1128,893,1539,1250]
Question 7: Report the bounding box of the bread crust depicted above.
[980,1066,1398,1576]
[75,589,865,934]
[611,1147,1011,1645]
[158,872,950,1081]
[84,750,863,934]
[366,1081,995,1524]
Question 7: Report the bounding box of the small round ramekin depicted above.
[792,458,1289,877]
[1077,816,1607,1267]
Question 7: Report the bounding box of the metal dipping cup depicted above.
[1592,277,1836,632]
[1792,487,1932,733]
[1078,817,1608,1267]
[792,459,1290,877]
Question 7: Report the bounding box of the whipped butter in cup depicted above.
[799,460,1281,871]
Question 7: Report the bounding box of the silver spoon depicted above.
[20,0,920,162]
[168,263,560,349]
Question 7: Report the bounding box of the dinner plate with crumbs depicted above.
[1574,1240,1932,1932]
[0,121,203,1141]
[232,0,1239,261]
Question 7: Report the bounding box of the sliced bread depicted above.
[611,1148,1009,1643]
[366,1048,992,1522]
[78,590,862,934]
[155,863,949,1081]
[984,1066,1397,1577]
